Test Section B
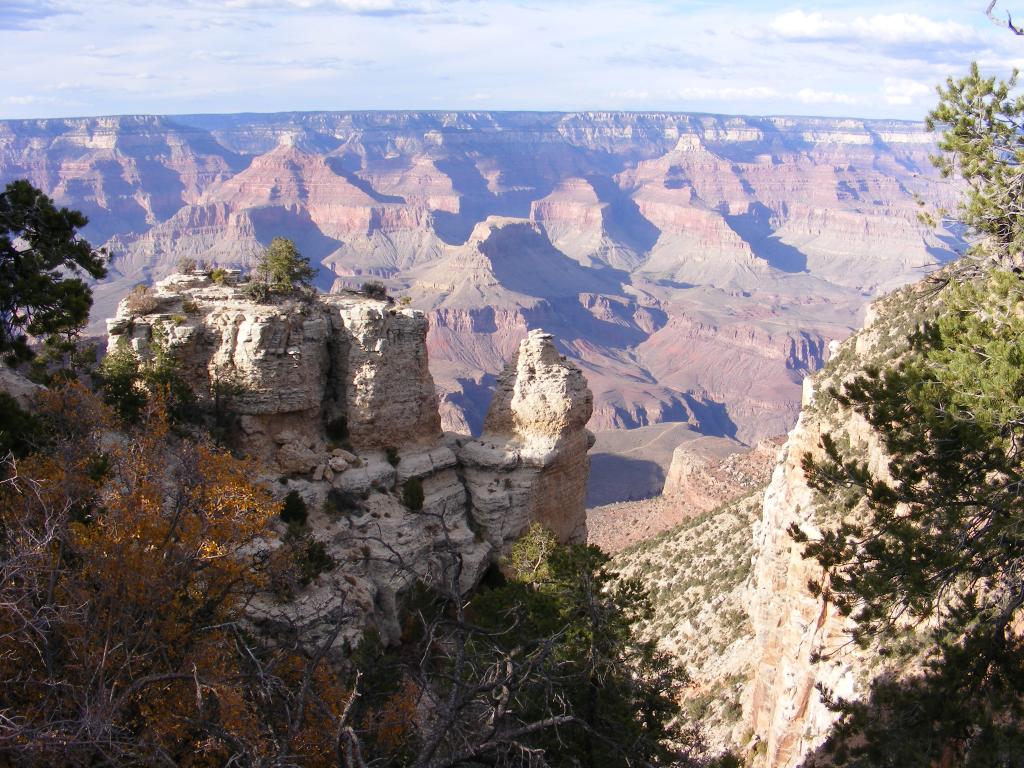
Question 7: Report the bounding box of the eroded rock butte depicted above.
[107,272,593,645]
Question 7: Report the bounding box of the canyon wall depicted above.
[611,279,947,766]
[742,282,944,766]
[0,111,960,446]
[107,272,593,644]
[662,436,784,516]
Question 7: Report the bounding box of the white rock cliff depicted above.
[106,273,593,644]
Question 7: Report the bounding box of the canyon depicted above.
[0,109,987,765]
[0,112,960,477]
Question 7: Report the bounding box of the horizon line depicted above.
[0,107,931,126]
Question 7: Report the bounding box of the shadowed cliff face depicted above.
[0,111,961,446]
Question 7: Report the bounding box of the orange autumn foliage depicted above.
[365,676,420,756]
[0,383,347,766]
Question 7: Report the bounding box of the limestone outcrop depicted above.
[107,272,442,468]
[0,365,43,409]
[458,329,594,548]
[106,273,593,644]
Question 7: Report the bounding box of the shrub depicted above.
[324,488,361,515]
[296,539,334,585]
[0,386,344,765]
[401,477,424,511]
[362,280,387,300]
[169,314,187,326]
[98,344,148,423]
[123,284,160,316]
[280,490,308,527]
[177,257,197,273]
[181,299,199,314]
[144,324,199,426]
[398,296,412,307]
[210,267,228,284]
[385,446,400,466]
[242,280,271,303]
[0,392,43,457]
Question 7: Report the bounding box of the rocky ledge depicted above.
[107,272,594,645]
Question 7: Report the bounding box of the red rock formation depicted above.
[0,111,960,448]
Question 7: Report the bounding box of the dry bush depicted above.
[123,283,161,316]
[0,384,351,766]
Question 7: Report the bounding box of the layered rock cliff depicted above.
[106,272,593,643]
[464,330,594,546]
[1,111,961,450]
[611,277,949,766]
[662,436,784,515]
[742,281,946,767]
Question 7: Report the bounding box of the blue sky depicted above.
[2,0,1022,120]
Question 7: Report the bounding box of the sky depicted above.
[2,0,1024,121]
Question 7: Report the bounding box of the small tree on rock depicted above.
[280,489,309,527]
[401,476,424,511]
[252,237,316,295]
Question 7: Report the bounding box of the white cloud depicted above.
[4,94,55,105]
[608,89,650,100]
[219,0,431,14]
[851,14,981,45]
[770,10,838,40]
[882,77,933,105]
[795,87,859,105]
[769,9,983,47]
[0,0,992,120]
[670,86,780,101]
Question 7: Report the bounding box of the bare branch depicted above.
[987,1,1024,35]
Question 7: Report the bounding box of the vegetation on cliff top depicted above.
[245,236,317,302]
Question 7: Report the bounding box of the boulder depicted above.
[276,442,319,474]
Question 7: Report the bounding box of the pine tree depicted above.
[927,64,1024,267]
[253,237,316,294]
[0,180,107,364]
[795,63,1024,766]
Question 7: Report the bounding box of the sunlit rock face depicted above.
[742,282,941,767]
[107,272,441,466]
[460,329,594,548]
[106,274,594,642]
[4,111,959,446]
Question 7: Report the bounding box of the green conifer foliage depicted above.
[98,328,196,425]
[466,524,696,768]
[253,237,316,294]
[798,270,1024,764]
[928,64,1024,264]
[401,477,424,511]
[280,489,309,527]
[0,180,107,364]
